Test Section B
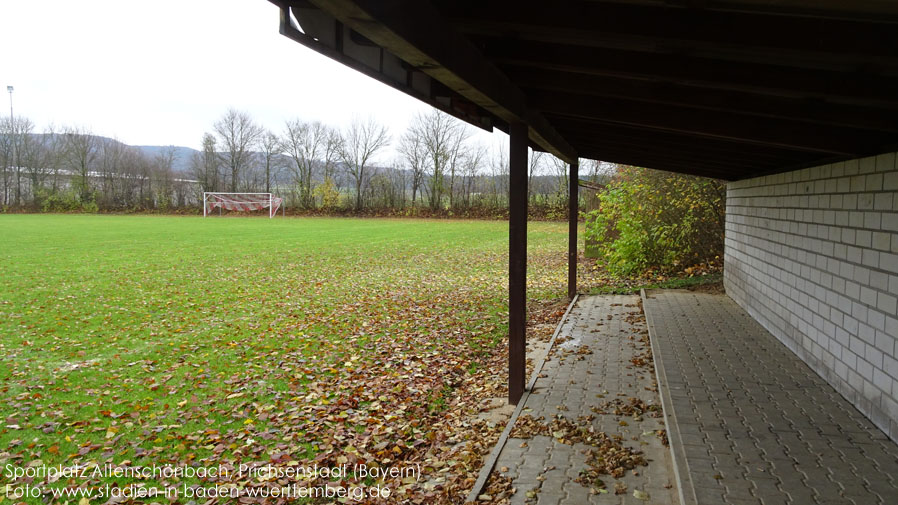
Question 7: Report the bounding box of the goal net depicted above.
[203,192,284,218]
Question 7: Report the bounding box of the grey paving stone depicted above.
[724,498,764,505]
[489,295,679,505]
[643,290,898,505]
[692,485,726,503]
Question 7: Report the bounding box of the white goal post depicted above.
[203,192,285,218]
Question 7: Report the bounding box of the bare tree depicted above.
[1,116,36,207]
[97,137,128,207]
[446,131,468,209]
[15,120,35,206]
[582,158,614,182]
[121,147,148,206]
[388,161,408,208]
[0,117,12,206]
[339,118,390,211]
[154,146,178,175]
[63,126,99,203]
[405,110,469,210]
[40,124,66,195]
[133,149,156,208]
[323,127,341,182]
[18,121,55,207]
[257,131,283,194]
[488,142,509,208]
[547,154,570,204]
[527,149,545,202]
[283,120,333,208]
[397,128,427,204]
[459,142,487,208]
[190,132,222,193]
[152,146,178,209]
[213,108,262,192]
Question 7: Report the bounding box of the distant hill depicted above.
[133,145,199,174]
[18,134,199,174]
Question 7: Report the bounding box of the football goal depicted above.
[203,192,284,218]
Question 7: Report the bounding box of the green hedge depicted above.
[583,166,725,276]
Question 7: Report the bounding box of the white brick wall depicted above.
[725,152,898,440]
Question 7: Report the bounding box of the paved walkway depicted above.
[642,290,898,505]
[495,295,679,504]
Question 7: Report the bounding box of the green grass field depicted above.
[0,214,570,503]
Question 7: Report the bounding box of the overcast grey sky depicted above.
[0,0,502,154]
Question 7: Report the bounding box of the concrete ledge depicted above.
[464,294,579,503]
[641,288,695,505]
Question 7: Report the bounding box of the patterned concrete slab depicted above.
[642,289,898,505]
[495,295,679,504]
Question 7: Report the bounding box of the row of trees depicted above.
[190,108,597,213]
[0,107,608,213]
[2,109,727,274]
[0,118,187,212]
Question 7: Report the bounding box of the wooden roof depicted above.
[269,0,898,180]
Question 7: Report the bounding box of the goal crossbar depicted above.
[203,192,284,218]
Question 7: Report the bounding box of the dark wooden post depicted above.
[508,121,528,405]
[568,160,578,299]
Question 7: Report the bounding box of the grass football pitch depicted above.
[0,214,570,501]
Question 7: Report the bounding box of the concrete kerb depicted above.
[464,294,580,503]
[641,288,695,505]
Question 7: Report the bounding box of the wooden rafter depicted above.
[303,0,578,163]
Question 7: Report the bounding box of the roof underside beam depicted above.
[530,90,890,156]
[439,0,898,68]
[551,121,814,164]
[302,0,578,163]
[508,69,898,133]
[275,1,507,135]
[273,0,898,179]
[479,40,898,108]
[684,0,898,21]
